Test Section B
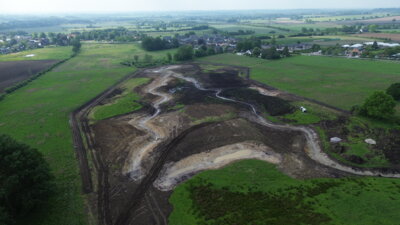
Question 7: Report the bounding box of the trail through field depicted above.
[125,66,180,180]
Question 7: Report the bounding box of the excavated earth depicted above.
[84,63,392,225]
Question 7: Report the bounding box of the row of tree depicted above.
[141,36,179,51]
[73,28,139,42]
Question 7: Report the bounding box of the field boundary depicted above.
[0,53,77,101]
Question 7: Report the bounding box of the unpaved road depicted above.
[124,69,175,180]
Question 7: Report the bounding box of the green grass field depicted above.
[0,42,176,225]
[210,24,283,34]
[197,54,400,110]
[0,46,72,61]
[169,159,400,225]
[89,77,150,121]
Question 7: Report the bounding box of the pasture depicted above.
[210,24,284,34]
[0,46,72,61]
[169,159,400,225]
[0,42,176,225]
[197,54,400,110]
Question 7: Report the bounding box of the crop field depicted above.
[0,60,59,91]
[304,13,390,22]
[0,46,72,61]
[197,54,400,110]
[169,159,400,225]
[353,32,400,42]
[0,43,175,225]
[276,35,375,46]
[210,24,284,34]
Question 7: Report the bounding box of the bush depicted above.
[0,134,54,223]
[361,91,396,119]
[386,83,400,101]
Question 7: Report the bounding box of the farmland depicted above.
[354,32,400,42]
[197,54,400,110]
[0,46,72,61]
[169,159,400,225]
[0,60,58,91]
[0,43,176,225]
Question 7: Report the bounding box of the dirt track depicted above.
[71,63,400,225]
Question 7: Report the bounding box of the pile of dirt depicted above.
[222,88,294,116]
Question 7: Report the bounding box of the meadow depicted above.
[169,159,400,225]
[210,24,284,34]
[0,42,176,225]
[197,54,400,110]
[0,46,72,61]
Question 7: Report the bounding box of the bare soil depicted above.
[0,60,58,92]
[73,63,400,225]
[76,64,352,225]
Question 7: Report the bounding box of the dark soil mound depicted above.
[195,69,248,89]
[221,88,294,116]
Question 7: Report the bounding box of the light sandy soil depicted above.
[250,85,281,97]
[154,141,282,191]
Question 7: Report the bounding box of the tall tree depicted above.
[361,91,396,119]
[0,134,54,223]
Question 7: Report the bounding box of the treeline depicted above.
[0,134,54,224]
[236,38,261,52]
[73,28,139,42]
[226,30,255,36]
[141,36,179,51]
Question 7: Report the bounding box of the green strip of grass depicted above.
[0,46,72,61]
[169,159,400,225]
[90,78,150,121]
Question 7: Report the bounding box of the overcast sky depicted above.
[1,0,399,13]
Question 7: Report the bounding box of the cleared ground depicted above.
[0,60,58,91]
[197,54,400,110]
[77,63,400,225]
